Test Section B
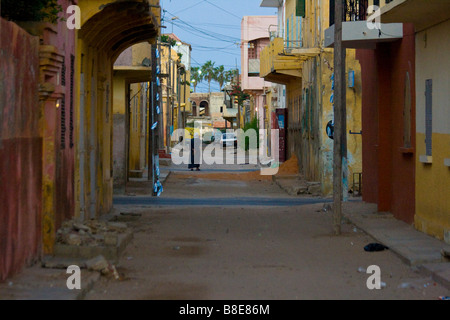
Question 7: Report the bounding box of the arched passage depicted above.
[75,0,160,220]
[200,100,209,117]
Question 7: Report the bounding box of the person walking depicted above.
[189,132,201,171]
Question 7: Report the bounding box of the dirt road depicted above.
[85,169,449,300]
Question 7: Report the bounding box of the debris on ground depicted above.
[56,220,129,247]
[85,255,120,280]
[364,243,389,252]
[441,248,450,259]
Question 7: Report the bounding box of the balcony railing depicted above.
[329,0,369,26]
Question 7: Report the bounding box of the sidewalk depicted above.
[342,201,450,290]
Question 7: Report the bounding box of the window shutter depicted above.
[61,94,66,149]
[425,79,432,156]
[296,0,306,17]
[69,54,75,148]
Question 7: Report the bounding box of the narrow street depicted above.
[83,161,449,300]
[1,0,449,304]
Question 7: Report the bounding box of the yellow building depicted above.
[75,0,160,220]
[159,42,179,149]
[113,42,153,184]
[260,0,362,196]
[158,34,192,150]
[380,0,450,242]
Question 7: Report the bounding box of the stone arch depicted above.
[75,0,160,220]
[200,100,209,117]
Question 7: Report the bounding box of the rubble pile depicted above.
[56,220,129,247]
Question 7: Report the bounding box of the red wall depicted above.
[357,24,416,223]
[0,19,42,281]
[55,0,76,231]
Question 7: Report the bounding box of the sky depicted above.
[159,0,277,93]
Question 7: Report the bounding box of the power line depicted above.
[170,20,240,43]
[204,0,242,20]
[165,11,241,43]
[172,0,207,15]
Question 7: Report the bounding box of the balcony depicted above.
[260,37,303,84]
[248,59,260,76]
[379,0,450,32]
[325,0,403,49]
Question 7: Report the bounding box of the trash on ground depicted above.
[364,243,389,252]
[398,282,413,289]
[120,212,142,217]
[441,248,450,258]
[84,255,121,280]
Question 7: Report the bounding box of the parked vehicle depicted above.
[221,132,237,148]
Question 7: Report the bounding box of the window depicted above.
[296,0,306,17]
[403,72,412,148]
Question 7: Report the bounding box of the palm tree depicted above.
[201,60,216,93]
[190,66,202,93]
[214,65,226,91]
[224,69,238,86]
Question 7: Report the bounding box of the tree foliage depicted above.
[1,0,63,24]
[191,61,238,94]
[160,35,177,47]
[229,81,250,106]
[201,60,216,93]
[190,66,203,93]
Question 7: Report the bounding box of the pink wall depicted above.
[0,18,42,281]
[241,16,277,91]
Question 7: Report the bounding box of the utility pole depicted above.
[333,0,347,235]
[183,70,187,128]
[177,64,181,130]
[167,45,171,152]
[149,44,160,188]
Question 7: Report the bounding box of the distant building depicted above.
[241,16,277,131]
[261,0,363,196]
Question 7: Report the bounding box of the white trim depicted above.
[444,158,450,167]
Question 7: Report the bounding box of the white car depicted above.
[221,132,237,148]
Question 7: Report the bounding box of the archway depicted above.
[199,100,209,117]
[75,0,160,220]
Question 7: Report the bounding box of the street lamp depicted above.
[171,16,179,33]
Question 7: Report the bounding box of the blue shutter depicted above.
[425,79,432,156]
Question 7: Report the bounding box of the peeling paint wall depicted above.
[75,0,160,220]
[298,1,363,196]
[357,24,416,224]
[0,18,42,281]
